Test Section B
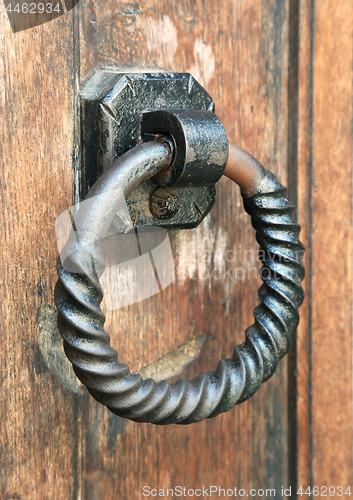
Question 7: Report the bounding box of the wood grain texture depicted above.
[296,0,353,493]
[78,1,291,498]
[3,0,352,498]
[296,0,313,491]
[0,7,82,500]
[311,0,353,488]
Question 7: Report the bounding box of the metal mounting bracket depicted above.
[80,71,224,229]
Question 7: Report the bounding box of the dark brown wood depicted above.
[2,0,352,498]
[79,1,291,498]
[0,8,82,500]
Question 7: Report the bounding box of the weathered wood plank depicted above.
[79,1,291,498]
[311,0,353,488]
[0,8,82,499]
[296,0,313,492]
[297,0,353,493]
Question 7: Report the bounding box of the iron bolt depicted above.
[150,187,180,219]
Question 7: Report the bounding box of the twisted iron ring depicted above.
[55,140,305,425]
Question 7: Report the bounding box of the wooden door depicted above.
[1,1,352,498]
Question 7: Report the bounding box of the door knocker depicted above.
[55,72,305,425]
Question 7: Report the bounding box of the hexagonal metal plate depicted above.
[80,71,217,229]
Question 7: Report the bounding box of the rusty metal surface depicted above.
[80,71,220,229]
[142,109,228,187]
[149,187,181,220]
[55,141,305,425]
[224,144,268,196]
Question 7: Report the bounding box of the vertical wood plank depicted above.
[311,0,353,488]
[297,0,353,493]
[78,1,291,497]
[296,0,313,492]
[0,8,82,499]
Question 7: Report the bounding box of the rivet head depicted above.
[150,187,180,220]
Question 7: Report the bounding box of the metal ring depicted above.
[55,140,305,425]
